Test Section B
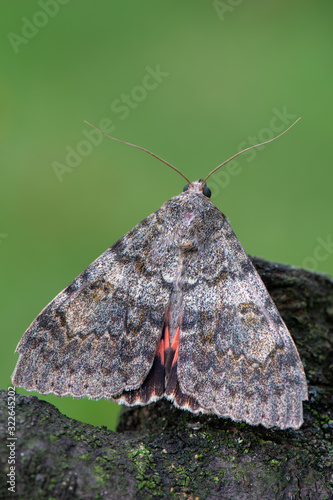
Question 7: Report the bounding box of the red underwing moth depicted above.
[12,118,308,429]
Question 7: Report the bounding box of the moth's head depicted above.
[183,179,211,199]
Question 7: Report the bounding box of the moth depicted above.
[12,119,308,429]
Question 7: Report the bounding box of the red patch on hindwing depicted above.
[164,326,179,373]
[156,337,165,366]
[164,326,201,412]
[115,311,205,414]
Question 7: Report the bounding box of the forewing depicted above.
[177,216,308,429]
[12,212,170,401]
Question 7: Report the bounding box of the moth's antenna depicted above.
[84,121,191,184]
[203,117,301,184]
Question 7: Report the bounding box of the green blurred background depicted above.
[1,1,332,431]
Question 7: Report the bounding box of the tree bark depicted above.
[1,257,333,499]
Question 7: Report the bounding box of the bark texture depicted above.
[1,257,333,499]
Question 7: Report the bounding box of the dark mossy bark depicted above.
[1,258,333,499]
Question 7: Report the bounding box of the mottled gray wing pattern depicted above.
[172,201,308,429]
[13,181,308,429]
[12,212,170,401]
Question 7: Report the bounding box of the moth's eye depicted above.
[203,185,211,198]
[183,184,190,192]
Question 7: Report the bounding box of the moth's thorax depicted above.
[157,186,223,254]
